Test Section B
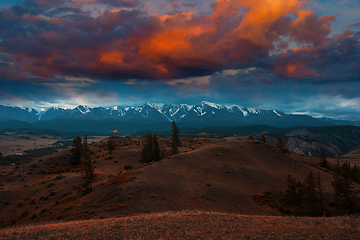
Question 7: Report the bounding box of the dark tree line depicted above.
[317,153,360,184]
[70,135,95,192]
[280,171,325,216]
[280,171,360,216]
[141,122,181,163]
[333,159,360,184]
[141,133,161,163]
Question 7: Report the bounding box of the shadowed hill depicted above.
[82,140,334,217]
[0,137,343,229]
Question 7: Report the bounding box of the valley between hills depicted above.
[1,134,360,238]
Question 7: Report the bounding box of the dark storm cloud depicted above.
[0,0,358,86]
[269,29,360,82]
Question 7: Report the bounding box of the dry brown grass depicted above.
[0,136,358,238]
[1,210,359,239]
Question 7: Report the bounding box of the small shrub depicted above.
[17,202,23,208]
[49,191,57,196]
[55,174,64,180]
[31,214,37,219]
[124,164,133,170]
[21,211,29,218]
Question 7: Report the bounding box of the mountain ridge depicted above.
[1,101,360,128]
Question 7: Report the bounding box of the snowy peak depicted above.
[75,105,90,115]
[39,107,69,121]
[200,101,225,110]
[0,102,357,128]
[0,105,39,123]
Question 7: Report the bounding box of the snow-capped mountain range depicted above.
[0,101,359,128]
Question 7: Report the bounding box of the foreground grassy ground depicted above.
[1,210,359,239]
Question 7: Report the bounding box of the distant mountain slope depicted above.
[0,105,39,123]
[1,101,359,128]
[342,143,360,159]
[284,126,360,157]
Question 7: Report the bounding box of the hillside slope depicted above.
[329,143,360,166]
[0,137,338,228]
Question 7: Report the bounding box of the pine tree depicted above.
[316,171,326,215]
[70,136,82,165]
[280,174,304,214]
[260,133,267,143]
[334,158,341,174]
[82,135,95,192]
[141,133,161,163]
[171,122,180,155]
[332,174,360,214]
[319,152,328,168]
[141,133,153,163]
[275,136,289,153]
[352,164,360,183]
[340,161,352,179]
[152,133,161,162]
[303,171,317,216]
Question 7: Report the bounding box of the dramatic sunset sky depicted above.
[0,0,359,120]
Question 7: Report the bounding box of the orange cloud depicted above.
[100,51,125,63]
[0,0,340,81]
[276,62,320,78]
[290,10,335,44]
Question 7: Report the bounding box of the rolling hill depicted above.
[0,136,340,228]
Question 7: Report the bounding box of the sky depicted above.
[0,0,359,120]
